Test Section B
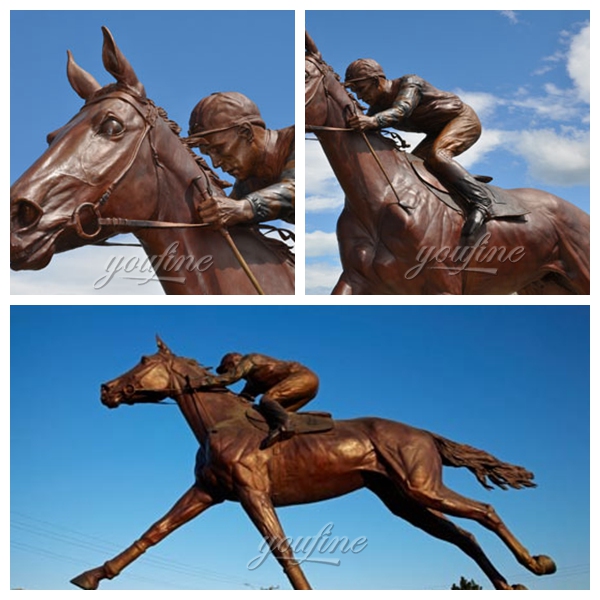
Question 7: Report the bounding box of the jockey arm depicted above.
[231,147,295,224]
[202,355,256,387]
[368,76,422,129]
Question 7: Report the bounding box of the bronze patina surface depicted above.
[71,338,555,590]
[10,27,294,295]
[305,32,589,295]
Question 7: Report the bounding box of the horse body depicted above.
[10,27,294,295]
[305,38,589,295]
[71,338,556,591]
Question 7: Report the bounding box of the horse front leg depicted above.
[70,485,219,590]
[239,489,312,589]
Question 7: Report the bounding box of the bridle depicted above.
[115,355,220,430]
[70,90,212,240]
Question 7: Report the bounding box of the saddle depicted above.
[245,406,334,435]
[404,153,530,220]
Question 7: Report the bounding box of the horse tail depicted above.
[431,433,536,491]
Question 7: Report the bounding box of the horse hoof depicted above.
[70,567,104,590]
[511,584,528,590]
[533,554,557,575]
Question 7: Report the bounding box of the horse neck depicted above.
[132,118,231,294]
[314,77,374,194]
[169,363,243,444]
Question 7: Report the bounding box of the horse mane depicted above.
[306,51,364,114]
[155,106,232,192]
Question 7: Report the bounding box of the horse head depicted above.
[101,335,210,409]
[10,27,184,271]
[305,32,360,130]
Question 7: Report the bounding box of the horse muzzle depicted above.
[10,196,73,270]
[100,383,122,409]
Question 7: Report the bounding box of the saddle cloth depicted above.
[405,153,530,220]
[246,406,334,435]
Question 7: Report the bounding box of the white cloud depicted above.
[458,128,505,169]
[306,230,339,257]
[306,142,337,194]
[500,11,519,24]
[11,240,164,295]
[566,23,590,103]
[454,91,503,120]
[506,128,590,186]
[306,194,344,212]
[305,261,341,295]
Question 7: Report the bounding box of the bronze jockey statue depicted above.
[187,92,294,227]
[344,58,493,237]
[202,352,319,448]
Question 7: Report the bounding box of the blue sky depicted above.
[10,10,294,294]
[10,305,589,590]
[305,10,590,294]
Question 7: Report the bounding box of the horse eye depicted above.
[305,71,309,81]
[99,117,124,137]
[141,356,149,364]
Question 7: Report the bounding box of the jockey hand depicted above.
[197,195,253,229]
[347,114,379,131]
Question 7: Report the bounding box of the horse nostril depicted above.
[11,199,43,231]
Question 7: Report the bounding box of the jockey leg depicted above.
[433,157,493,237]
[423,108,493,237]
[259,372,319,449]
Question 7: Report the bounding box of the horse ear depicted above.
[156,335,174,355]
[305,31,321,59]
[101,26,146,97]
[66,50,101,100]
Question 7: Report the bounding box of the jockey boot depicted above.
[428,158,493,238]
[453,173,492,238]
[259,398,295,449]
[462,204,489,238]
[454,176,493,238]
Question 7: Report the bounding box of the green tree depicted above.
[451,576,483,590]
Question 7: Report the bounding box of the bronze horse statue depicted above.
[70,337,555,590]
[305,33,589,295]
[10,27,294,295]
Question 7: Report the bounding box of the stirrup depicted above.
[260,426,294,450]
[462,206,488,238]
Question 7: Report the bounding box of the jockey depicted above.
[344,58,493,237]
[187,92,294,227]
[202,352,319,448]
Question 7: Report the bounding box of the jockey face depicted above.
[348,77,384,106]
[198,125,258,181]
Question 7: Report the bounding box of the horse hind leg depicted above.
[375,439,556,578]
[70,485,217,590]
[364,473,519,590]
